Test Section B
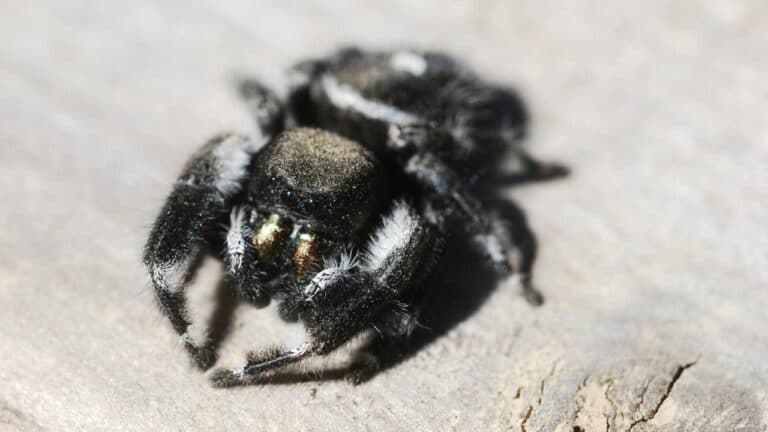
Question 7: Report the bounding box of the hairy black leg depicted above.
[303,202,435,385]
[144,133,263,369]
[389,125,543,304]
[300,201,435,309]
[387,122,455,159]
[210,342,316,387]
[345,336,411,385]
[302,202,437,357]
[485,209,543,305]
[388,120,568,184]
[405,151,513,271]
[146,76,286,368]
[237,79,285,136]
[345,350,380,385]
[344,301,423,385]
[373,302,421,338]
[507,147,570,182]
[440,77,568,182]
[223,206,269,307]
[285,59,326,126]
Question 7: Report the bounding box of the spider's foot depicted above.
[532,161,570,181]
[190,349,217,370]
[500,273,544,306]
[345,370,367,386]
[345,366,378,386]
[504,274,544,306]
[183,338,217,370]
[209,368,248,388]
[521,284,544,307]
[345,352,378,385]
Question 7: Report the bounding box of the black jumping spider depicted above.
[144,47,567,386]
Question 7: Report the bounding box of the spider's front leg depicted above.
[389,124,544,305]
[145,86,284,369]
[144,133,259,368]
[508,146,570,182]
[210,201,439,386]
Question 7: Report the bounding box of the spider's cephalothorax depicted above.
[144,47,567,387]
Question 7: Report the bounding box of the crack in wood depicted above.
[520,405,533,432]
[570,375,590,424]
[628,360,698,431]
[519,361,560,432]
[602,377,615,432]
[636,375,654,412]
[0,400,45,431]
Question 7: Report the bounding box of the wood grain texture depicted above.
[1,1,766,430]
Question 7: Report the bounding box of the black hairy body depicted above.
[144,47,567,386]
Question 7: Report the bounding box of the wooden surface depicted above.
[1,1,767,431]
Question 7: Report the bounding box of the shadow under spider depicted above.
[206,277,240,356]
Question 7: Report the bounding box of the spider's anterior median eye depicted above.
[252,214,291,262]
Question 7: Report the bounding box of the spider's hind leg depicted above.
[446,81,569,182]
[284,58,327,127]
[390,125,544,305]
[505,146,570,183]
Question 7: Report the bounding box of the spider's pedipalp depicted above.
[224,207,249,273]
[303,261,358,305]
[286,58,326,126]
[223,206,269,307]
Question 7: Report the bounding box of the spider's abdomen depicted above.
[302,48,529,162]
[249,127,386,236]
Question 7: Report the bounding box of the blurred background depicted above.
[1,1,766,431]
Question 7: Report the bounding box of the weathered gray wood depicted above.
[1,1,766,431]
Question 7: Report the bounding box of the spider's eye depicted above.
[303,197,318,211]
